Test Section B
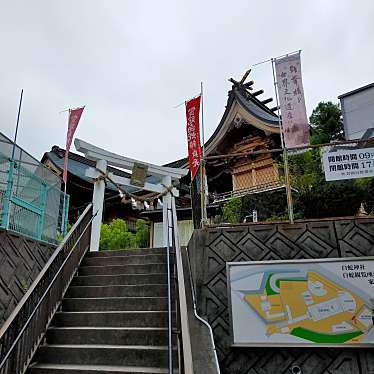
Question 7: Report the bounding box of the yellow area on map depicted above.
[243,271,373,344]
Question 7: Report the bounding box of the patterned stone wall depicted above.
[0,229,55,327]
[188,217,374,374]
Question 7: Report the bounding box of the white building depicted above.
[339,82,374,140]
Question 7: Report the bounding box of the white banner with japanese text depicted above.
[322,147,374,181]
[275,53,310,148]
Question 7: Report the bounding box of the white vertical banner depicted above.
[275,52,310,148]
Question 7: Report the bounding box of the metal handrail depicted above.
[184,247,220,374]
[165,203,173,373]
[0,203,94,374]
[167,195,220,374]
[169,196,194,374]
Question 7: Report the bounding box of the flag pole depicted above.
[271,58,294,224]
[61,109,71,235]
[11,89,24,160]
[62,181,68,235]
[200,82,207,226]
[200,82,206,158]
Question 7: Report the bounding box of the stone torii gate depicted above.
[75,138,188,252]
[74,139,194,374]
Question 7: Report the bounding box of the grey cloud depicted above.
[0,0,373,165]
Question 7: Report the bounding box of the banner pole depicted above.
[271,58,294,224]
[200,82,207,226]
[200,82,206,159]
[11,89,24,160]
[61,109,70,235]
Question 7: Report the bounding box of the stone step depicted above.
[51,311,171,328]
[81,254,169,267]
[65,284,168,298]
[33,345,175,368]
[26,363,177,374]
[28,363,173,374]
[46,327,169,346]
[71,273,168,287]
[78,263,168,276]
[85,248,167,258]
[62,297,169,312]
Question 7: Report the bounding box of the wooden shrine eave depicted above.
[165,77,280,169]
[204,96,280,156]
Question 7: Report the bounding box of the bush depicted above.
[242,190,288,221]
[222,197,242,224]
[99,218,150,250]
[135,219,149,248]
[295,180,365,219]
[287,149,369,219]
[100,219,136,250]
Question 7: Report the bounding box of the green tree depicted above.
[287,149,367,219]
[135,219,149,248]
[310,101,344,144]
[222,197,242,223]
[100,219,136,250]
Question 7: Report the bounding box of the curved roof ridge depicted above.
[164,79,280,168]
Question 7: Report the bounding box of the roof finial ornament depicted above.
[228,69,253,90]
[240,69,251,84]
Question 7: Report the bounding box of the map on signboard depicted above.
[229,261,374,346]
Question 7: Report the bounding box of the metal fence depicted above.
[0,133,69,244]
[203,139,374,224]
[0,204,93,374]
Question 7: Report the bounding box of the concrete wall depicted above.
[0,229,55,327]
[188,217,374,374]
[153,220,194,247]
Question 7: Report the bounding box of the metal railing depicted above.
[0,155,69,244]
[0,203,94,374]
[166,194,220,374]
[164,193,193,374]
[184,246,220,374]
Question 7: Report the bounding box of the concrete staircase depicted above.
[27,247,176,374]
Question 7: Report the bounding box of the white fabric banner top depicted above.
[275,53,310,148]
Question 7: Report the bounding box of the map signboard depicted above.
[322,147,374,181]
[227,257,374,347]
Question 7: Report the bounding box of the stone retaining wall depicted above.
[188,217,374,374]
[0,230,55,327]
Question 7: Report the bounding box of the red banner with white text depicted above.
[185,96,202,180]
[63,106,85,183]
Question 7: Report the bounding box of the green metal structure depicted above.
[0,154,69,245]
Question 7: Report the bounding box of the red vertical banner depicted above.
[185,96,202,180]
[63,106,85,183]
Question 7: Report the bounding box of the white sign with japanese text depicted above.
[275,53,310,148]
[228,257,374,347]
[322,147,374,181]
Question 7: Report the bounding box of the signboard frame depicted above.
[130,162,148,187]
[227,256,374,348]
[322,146,374,181]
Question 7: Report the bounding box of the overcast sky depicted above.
[1,1,373,165]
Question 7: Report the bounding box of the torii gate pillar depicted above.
[91,159,107,251]
[162,175,172,248]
